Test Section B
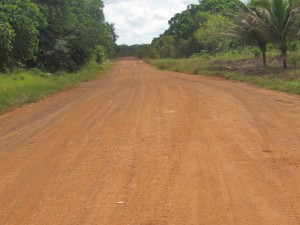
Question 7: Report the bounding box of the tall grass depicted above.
[0,61,114,114]
[148,51,300,95]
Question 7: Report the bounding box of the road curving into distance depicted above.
[0,58,299,225]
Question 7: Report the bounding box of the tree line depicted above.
[0,0,117,73]
[120,0,300,68]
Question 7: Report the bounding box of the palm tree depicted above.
[250,0,300,68]
[229,11,272,66]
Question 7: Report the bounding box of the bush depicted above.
[251,48,261,58]
[94,45,106,65]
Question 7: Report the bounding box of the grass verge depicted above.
[148,52,300,95]
[0,61,114,114]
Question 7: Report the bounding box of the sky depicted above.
[103,0,199,45]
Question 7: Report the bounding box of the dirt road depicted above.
[0,58,300,225]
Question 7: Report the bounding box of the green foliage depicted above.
[195,14,233,53]
[250,0,300,68]
[0,22,15,72]
[151,36,178,58]
[0,0,44,69]
[135,45,152,58]
[164,6,209,57]
[149,52,300,95]
[251,47,261,58]
[35,0,117,72]
[117,44,152,58]
[228,3,272,66]
[290,41,299,51]
[94,45,106,65]
[0,61,114,114]
[0,0,117,73]
[167,5,204,40]
[199,0,244,14]
[149,0,244,58]
[148,0,299,72]
[117,45,137,57]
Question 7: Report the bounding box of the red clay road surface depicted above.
[0,58,300,225]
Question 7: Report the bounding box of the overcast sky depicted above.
[103,0,200,45]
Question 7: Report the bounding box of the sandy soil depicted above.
[0,58,300,225]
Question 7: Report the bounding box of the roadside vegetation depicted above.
[0,0,117,73]
[0,0,117,113]
[149,50,300,95]
[0,62,113,114]
[119,0,300,94]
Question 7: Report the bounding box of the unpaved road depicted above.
[0,58,300,225]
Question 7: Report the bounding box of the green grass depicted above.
[148,51,300,95]
[0,61,114,114]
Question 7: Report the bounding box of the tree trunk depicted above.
[282,53,287,69]
[259,42,267,67]
[262,50,266,67]
[10,51,15,70]
[280,44,288,69]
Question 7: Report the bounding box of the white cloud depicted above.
[103,0,199,45]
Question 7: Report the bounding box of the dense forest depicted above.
[0,0,117,73]
[119,0,300,68]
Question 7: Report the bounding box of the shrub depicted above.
[94,45,106,65]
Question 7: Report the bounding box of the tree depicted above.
[195,14,233,53]
[199,0,245,14]
[152,0,244,58]
[0,0,117,73]
[34,0,117,72]
[228,2,273,66]
[0,22,15,71]
[164,5,204,56]
[94,45,106,65]
[98,22,118,58]
[151,36,177,58]
[0,0,44,69]
[250,0,300,68]
[116,44,152,58]
[135,44,152,58]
